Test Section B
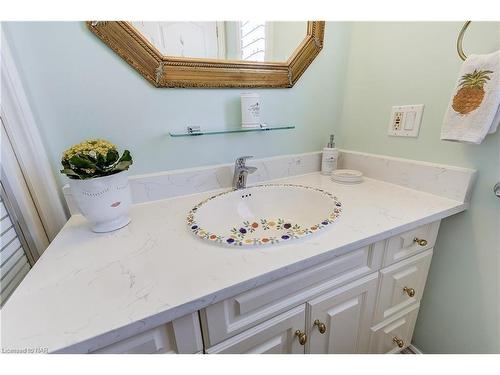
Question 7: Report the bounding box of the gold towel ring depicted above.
[457,21,472,61]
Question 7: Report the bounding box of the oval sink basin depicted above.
[187,184,342,247]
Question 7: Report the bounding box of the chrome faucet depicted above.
[232,156,257,190]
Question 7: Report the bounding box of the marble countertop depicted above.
[0,172,467,353]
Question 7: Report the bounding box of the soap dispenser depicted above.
[321,134,338,175]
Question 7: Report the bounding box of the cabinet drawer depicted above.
[201,243,384,346]
[92,312,203,354]
[369,303,419,354]
[206,305,306,354]
[382,221,439,267]
[374,249,432,323]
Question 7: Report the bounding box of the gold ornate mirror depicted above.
[87,21,325,88]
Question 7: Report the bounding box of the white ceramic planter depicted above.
[68,170,132,233]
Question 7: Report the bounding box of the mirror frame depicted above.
[86,21,325,88]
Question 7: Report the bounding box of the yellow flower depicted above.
[62,139,116,161]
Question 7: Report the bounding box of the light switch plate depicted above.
[388,104,424,137]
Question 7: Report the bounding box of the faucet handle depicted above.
[235,155,254,166]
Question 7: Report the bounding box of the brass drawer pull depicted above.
[295,330,307,345]
[413,237,428,247]
[313,319,327,334]
[393,336,405,348]
[403,286,416,297]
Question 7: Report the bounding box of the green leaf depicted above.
[86,154,98,164]
[61,159,71,169]
[118,150,132,163]
[69,155,96,169]
[60,168,80,178]
[96,152,106,166]
[106,149,120,165]
[61,149,132,178]
[114,160,133,172]
[112,150,133,172]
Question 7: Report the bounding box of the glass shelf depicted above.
[169,125,295,137]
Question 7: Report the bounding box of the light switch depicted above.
[404,111,416,130]
[388,104,424,137]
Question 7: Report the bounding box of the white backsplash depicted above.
[337,150,476,203]
[63,151,322,214]
[63,150,476,214]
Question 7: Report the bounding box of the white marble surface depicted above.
[338,150,477,202]
[63,152,322,214]
[1,171,472,353]
[63,150,476,215]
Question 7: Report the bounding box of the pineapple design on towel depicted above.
[452,69,493,115]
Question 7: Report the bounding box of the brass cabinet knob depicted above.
[393,336,405,348]
[413,237,428,247]
[313,319,327,334]
[295,330,307,345]
[403,286,416,297]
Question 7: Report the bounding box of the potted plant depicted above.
[61,139,133,233]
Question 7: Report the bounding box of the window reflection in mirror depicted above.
[131,21,307,62]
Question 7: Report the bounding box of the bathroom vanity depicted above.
[0,151,476,354]
[200,222,437,354]
[87,221,437,355]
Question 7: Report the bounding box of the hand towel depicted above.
[487,102,500,134]
[441,51,500,144]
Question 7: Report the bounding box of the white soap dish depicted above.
[331,169,363,184]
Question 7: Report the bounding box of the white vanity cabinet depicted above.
[200,221,440,354]
[90,312,203,354]
[373,249,433,323]
[369,304,420,354]
[206,274,380,354]
[89,221,438,354]
[206,305,307,354]
[306,273,379,354]
[199,243,385,347]
[45,221,439,354]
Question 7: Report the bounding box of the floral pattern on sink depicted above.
[187,184,342,247]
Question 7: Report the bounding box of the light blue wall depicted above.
[2,22,350,185]
[337,22,500,353]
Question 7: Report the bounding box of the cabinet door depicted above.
[206,305,306,354]
[307,273,379,354]
[92,312,202,354]
[93,324,178,354]
[201,244,383,347]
